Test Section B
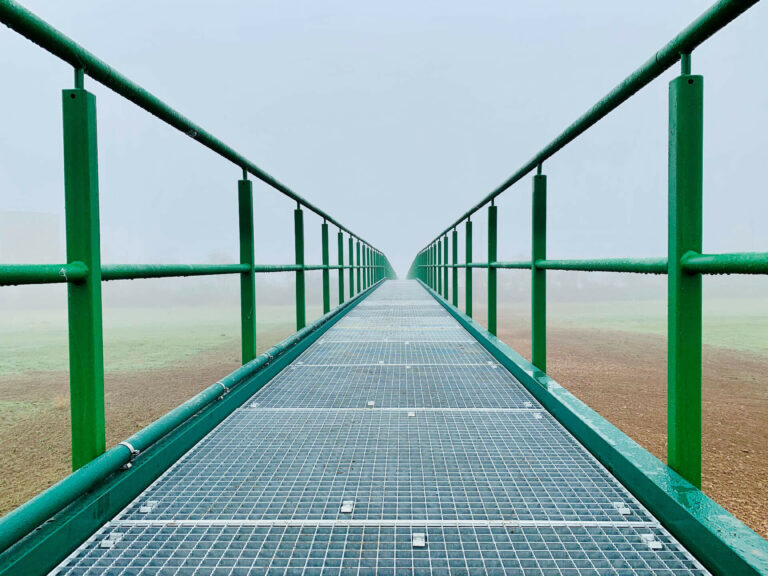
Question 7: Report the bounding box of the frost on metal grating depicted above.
[117,411,652,523]
[249,365,538,409]
[54,524,709,576]
[295,341,491,365]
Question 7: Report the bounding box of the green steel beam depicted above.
[338,230,345,305]
[321,222,330,314]
[537,258,667,274]
[451,228,458,307]
[0,0,387,252]
[487,204,497,335]
[348,236,354,298]
[465,220,473,318]
[238,177,256,364]
[0,262,88,285]
[356,240,361,294]
[436,238,442,296]
[682,251,768,274]
[667,68,703,488]
[443,235,449,300]
[418,278,768,576]
[294,205,306,330]
[427,0,759,243]
[532,171,547,372]
[63,85,105,471]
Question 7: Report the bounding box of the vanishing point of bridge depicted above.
[54,281,709,575]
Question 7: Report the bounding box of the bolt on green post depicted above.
[488,203,498,335]
[63,78,106,470]
[294,205,306,330]
[667,55,703,488]
[466,219,473,318]
[338,230,345,305]
[321,222,330,314]
[238,175,256,364]
[531,169,547,371]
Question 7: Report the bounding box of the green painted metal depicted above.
[348,236,354,298]
[294,205,306,330]
[537,257,667,274]
[321,222,330,314]
[338,231,345,304]
[63,86,105,471]
[531,172,547,372]
[682,251,768,274]
[436,238,442,295]
[487,203,497,335]
[0,1,385,249]
[356,240,361,294]
[0,281,384,576]
[418,279,768,576]
[451,228,458,307]
[668,70,703,488]
[465,220,472,318]
[425,0,758,243]
[442,235,449,300]
[0,262,88,285]
[238,177,256,364]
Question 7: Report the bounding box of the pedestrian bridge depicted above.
[54,281,711,575]
[1,0,767,574]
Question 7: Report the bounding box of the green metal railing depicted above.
[0,0,395,472]
[408,0,766,490]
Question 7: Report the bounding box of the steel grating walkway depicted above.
[54,280,710,575]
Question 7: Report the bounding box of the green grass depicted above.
[0,305,321,376]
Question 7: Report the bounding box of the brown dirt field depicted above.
[1,314,766,542]
[478,307,768,539]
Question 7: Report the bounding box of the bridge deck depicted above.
[54,280,709,575]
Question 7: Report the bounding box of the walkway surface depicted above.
[54,280,709,575]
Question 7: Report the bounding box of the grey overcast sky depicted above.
[1,0,766,276]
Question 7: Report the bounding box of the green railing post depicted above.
[238,175,256,364]
[338,230,345,305]
[294,204,306,330]
[488,203,498,335]
[366,246,372,288]
[437,238,443,295]
[668,55,703,488]
[349,236,355,298]
[466,219,473,317]
[430,244,435,290]
[443,235,449,299]
[321,221,330,314]
[356,240,361,294]
[63,76,106,470]
[531,167,547,371]
[452,228,458,306]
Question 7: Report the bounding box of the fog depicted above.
[1,0,766,307]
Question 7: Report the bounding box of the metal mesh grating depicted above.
[53,280,711,575]
[55,524,708,576]
[250,365,538,409]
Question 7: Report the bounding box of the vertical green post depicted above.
[361,245,367,290]
[238,176,256,364]
[349,236,354,298]
[338,230,345,305]
[63,80,106,470]
[321,221,330,314]
[356,240,361,294]
[531,169,547,371]
[437,238,443,295]
[443,235,449,299]
[429,244,434,289]
[466,219,473,318]
[668,60,703,488]
[366,246,371,288]
[294,204,306,330]
[488,203,498,335]
[452,228,458,307]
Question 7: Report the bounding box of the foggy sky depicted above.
[1,0,766,277]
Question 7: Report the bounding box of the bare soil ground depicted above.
[482,308,768,538]
[1,318,766,541]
